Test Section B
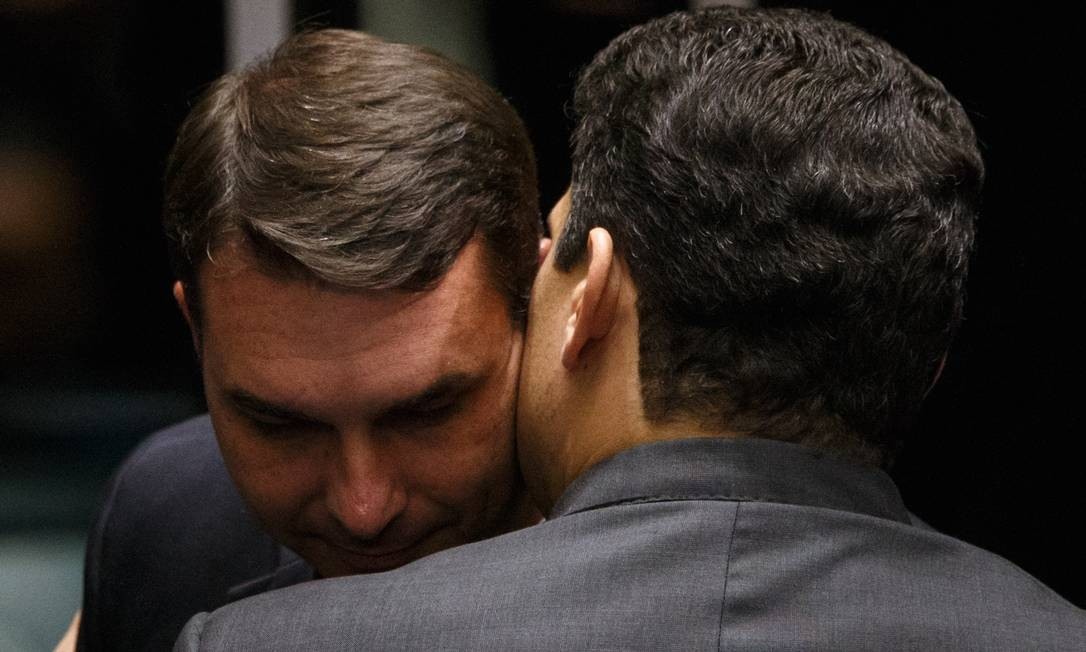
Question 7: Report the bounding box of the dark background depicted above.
[1,1,1081,644]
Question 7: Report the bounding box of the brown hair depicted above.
[164,29,539,324]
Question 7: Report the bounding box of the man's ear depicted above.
[172,281,201,351]
[560,227,621,370]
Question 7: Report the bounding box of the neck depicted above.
[528,308,736,513]
[548,418,736,511]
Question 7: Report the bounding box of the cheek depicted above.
[403,324,523,507]
[211,416,321,531]
[413,383,519,508]
[451,337,522,486]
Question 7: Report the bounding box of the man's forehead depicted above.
[206,301,500,422]
[200,272,481,360]
[196,236,513,412]
[199,236,332,290]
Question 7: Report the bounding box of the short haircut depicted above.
[164,29,539,325]
[556,8,983,466]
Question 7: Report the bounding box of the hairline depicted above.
[182,229,526,335]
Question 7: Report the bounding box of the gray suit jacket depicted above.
[176,437,1085,651]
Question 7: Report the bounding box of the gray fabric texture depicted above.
[175,437,1085,651]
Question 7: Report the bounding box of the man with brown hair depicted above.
[76,29,542,650]
[179,8,1083,650]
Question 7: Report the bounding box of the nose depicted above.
[324,430,407,541]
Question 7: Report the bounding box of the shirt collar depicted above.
[550,436,911,524]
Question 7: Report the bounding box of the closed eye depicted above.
[242,411,329,440]
[377,399,463,430]
[227,390,326,436]
[371,372,483,433]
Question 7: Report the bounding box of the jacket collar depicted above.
[550,437,912,524]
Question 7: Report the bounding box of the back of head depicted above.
[164,29,539,324]
[557,8,983,466]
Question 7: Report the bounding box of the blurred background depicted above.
[1,0,1082,648]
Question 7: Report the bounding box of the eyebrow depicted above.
[382,372,482,415]
[227,390,322,424]
[225,371,482,423]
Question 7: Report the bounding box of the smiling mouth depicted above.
[330,541,414,559]
[299,523,454,575]
[321,539,426,573]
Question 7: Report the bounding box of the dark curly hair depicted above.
[556,8,983,466]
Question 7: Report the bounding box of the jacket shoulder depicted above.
[78,415,280,652]
[722,502,1086,649]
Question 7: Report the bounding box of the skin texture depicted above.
[517,191,726,513]
[176,238,535,577]
[516,191,642,512]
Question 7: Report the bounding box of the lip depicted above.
[329,540,415,559]
[321,539,427,573]
[298,521,455,575]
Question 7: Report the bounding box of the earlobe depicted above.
[173,281,193,327]
[560,228,620,370]
[173,281,200,351]
[560,283,587,369]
